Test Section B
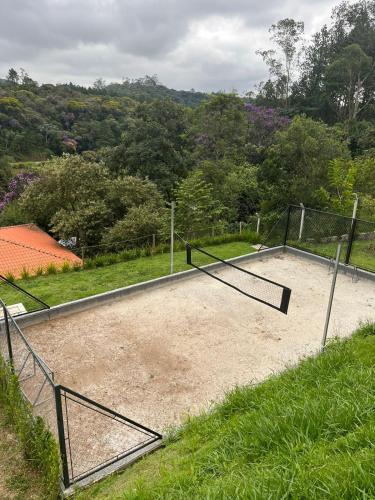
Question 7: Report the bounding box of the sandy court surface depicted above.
[24,252,375,479]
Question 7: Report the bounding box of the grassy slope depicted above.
[0,412,45,499]
[1,241,253,307]
[77,323,375,499]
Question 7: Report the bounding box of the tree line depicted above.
[0,0,374,249]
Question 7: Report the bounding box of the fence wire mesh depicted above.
[260,205,375,274]
[0,301,162,489]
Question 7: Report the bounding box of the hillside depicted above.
[0,76,207,160]
[78,323,375,499]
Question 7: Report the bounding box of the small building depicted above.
[0,223,82,278]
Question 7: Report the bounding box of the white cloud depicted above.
[0,0,338,91]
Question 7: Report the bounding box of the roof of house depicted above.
[0,223,82,278]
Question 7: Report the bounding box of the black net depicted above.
[187,244,291,314]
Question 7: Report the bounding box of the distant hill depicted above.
[104,75,208,107]
[0,75,209,160]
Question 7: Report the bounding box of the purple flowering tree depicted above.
[0,172,37,211]
[244,103,291,147]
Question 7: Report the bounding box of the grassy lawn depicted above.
[0,411,45,499]
[289,239,375,272]
[0,241,254,308]
[76,323,375,499]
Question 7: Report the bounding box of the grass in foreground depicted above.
[1,241,253,307]
[0,411,46,499]
[77,323,375,499]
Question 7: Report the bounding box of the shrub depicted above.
[0,358,60,498]
[46,263,57,275]
[36,266,44,277]
[5,272,15,282]
[20,267,30,280]
[61,261,70,273]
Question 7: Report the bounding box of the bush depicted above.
[20,267,30,280]
[61,261,70,273]
[5,272,15,282]
[36,266,44,277]
[0,358,60,498]
[46,263,57,275]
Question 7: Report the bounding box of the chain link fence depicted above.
[260,205,375,274]
[0,301,162,490]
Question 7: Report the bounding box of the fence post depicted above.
[170,201,175,274]
[256,213,260,234]
[321,241,342,350]
[239,221,243,235]
[298,203,305,241]
[3,306,13,367]
[345,216,357,265]
[152,234,156,254]
[54,385,70,488]
[283,205,291,246]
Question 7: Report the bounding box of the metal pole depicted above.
[256,213,260,234]
[283,205,291,246]
[321,241,342,351]
[239,222,243,235]
[3,306,13,367]
[170,201,175,274]
[298,203,305,241]
[352,193,359,220]
[152,234,156,254]
[54,385,70,488]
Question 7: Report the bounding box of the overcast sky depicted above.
[0,0,339,93]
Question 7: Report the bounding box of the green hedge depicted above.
[0,358,60,499]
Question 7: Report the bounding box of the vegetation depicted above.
[76,323,375,499]
[0,1,374,243]
[0,411,47,499]
[0,359,60,499]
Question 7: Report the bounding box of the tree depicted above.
[175,170,224,234]
[257,19,304,107]
[51,199,112,247]
[325,44,374,121]
[107,99,191,197]
[6,68,19,85]
[190,93,247,162]
[259,116,350,210]
[19,155,112,239]
[105,203,168,248]
[327,158,357,214]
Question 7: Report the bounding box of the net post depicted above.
[280,287,291,314]
[345,216,357,265]
[283,205,291,247]
[3,305,14,368]
[54,385,70,488]
[186,243,192,265]
[321,241,342,350]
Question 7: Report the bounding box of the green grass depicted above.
[0,411,46,499]
[289,239,375,272]
[76,323,375,499]
[0,241,254,308]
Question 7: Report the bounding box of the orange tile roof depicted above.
[0,224,82,278]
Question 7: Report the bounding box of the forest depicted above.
[0,0,374,251]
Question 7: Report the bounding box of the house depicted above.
[0,223,82,278]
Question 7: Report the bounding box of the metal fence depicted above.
[260,205,375,274]
[0,301,162,490]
